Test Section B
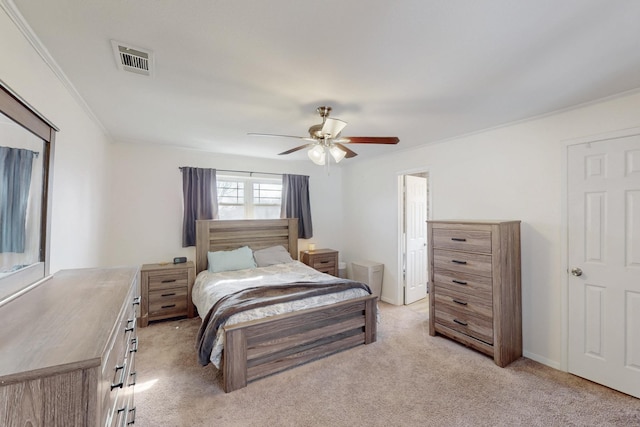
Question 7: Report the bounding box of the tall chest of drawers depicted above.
[0,267,140,426]
[428,220,522,367]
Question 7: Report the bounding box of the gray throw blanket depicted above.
[196,279,371,366]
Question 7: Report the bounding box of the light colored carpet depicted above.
[135,302,640,426]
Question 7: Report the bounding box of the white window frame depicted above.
[216,174,282,219]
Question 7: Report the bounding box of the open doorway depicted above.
[399,172,429,305]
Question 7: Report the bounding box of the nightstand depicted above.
[140,261,195,327]
[300,249,339,276]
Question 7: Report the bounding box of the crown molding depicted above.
[1,0,109,135]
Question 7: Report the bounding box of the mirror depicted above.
[0,81,56,305]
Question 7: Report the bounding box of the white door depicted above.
[567,134,640,398]
[404,175,428,304]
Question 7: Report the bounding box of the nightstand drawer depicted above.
[149,289,188,317]
[311,255,336,270]
[148,271,189,290]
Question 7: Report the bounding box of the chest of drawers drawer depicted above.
[432,228,492,253]
[433,270,493,299]
[433,302,494,345]
[433,249,492,277]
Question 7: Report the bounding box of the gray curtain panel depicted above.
[181,167,218,247]
[281,174,313,239]
[0,146,35,253]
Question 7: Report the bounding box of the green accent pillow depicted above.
[208,246,257,273]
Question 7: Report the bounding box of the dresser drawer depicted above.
[102,307,136,427]
[434,303,493,345]
[147,270,189,291]
[433,270,493,299]
[432,229,492,253]
[433,249,492,277]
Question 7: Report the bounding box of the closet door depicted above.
[567,134,640,399]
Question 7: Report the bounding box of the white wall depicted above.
[1,8,113,273]
[6,1,640,373]
[105,142,345,267]
[341,91,640,368]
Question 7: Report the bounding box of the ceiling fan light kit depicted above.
[329,145,347,163]
[308,144,326,165]
[248,106,400,166]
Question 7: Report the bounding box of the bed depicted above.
[194,218,378,392]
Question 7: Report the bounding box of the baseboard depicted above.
[523,350,562,371]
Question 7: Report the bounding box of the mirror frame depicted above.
[0,79,57,306]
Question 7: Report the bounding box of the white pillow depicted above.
[208,246,257,273]
[253,245,294,267]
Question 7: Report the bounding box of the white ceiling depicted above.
[7,0,640,161]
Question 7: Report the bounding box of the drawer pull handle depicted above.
[117,406,128,426]
[451,259,467,265]
[127,407,136,426]
[452,280,467,285]
[111,363,126,390]
[125,318,135,333]
[451,238,467,242]
[319,261,329,264]
[161,304,176,309]
[452,299,468,306]
[161,292,176,297]
[161,279,177,283]
[453,319,468,326]
[130,337,138,353]
[132,296,141,306]
[128,371,137,387]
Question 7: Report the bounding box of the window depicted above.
[217,175,282,220]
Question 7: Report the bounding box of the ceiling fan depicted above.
[248,106,399,165]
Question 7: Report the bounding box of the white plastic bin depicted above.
[338,262,347,278]
[351,260,384,298]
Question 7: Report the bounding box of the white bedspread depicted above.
[192,260,370,367]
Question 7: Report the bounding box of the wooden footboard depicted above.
[221,294,377,392]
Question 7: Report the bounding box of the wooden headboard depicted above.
[195,219,299,275]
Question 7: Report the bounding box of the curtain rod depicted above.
[178,167,282,177]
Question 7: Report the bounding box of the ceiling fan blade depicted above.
[321,118,347,138]
[334,143,358,158]
[343,136,399,144]
[248,133,315,142]
[278,143,314,155]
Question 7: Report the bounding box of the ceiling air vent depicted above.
[111,40,153,76]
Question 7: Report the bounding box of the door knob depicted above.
[570,267,583,277]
